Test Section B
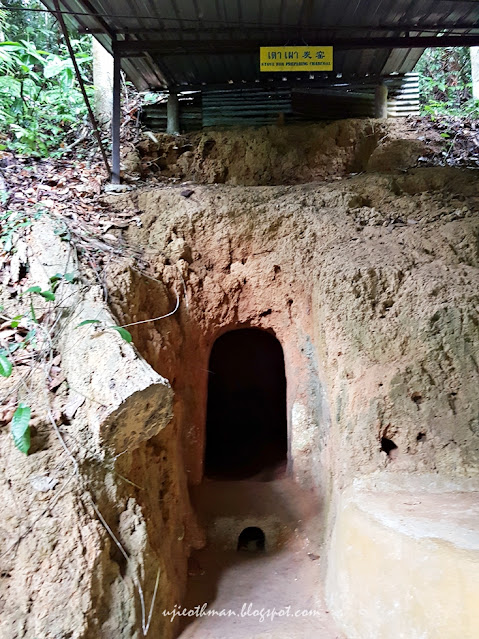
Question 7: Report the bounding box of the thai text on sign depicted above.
[260,46,333,72]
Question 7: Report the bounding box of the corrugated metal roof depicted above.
[41,0,479,90]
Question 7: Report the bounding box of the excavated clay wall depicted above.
[106,167,479,550]
[106,188,334,495]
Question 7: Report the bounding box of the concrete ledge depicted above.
[326,480,479,639]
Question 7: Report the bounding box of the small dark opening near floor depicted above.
[237,526,266,552]
[381,436,398,456]
[205,328,287,479]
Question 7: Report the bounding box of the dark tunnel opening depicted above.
[204,328,287,480]
[237,527,266,552]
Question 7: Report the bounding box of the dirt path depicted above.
[176,545,344,639]
[175,478,344,638]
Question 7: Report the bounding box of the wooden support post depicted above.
[111,48,121,184]
[166,91,180,135]
[375,82,388,119]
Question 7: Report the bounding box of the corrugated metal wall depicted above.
[292,74,420,119]
[142,92,202,131]
[386,74,420,117]
[142,74,419,131]
[203,87,293,127]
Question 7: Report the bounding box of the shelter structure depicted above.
[40,1,479,174]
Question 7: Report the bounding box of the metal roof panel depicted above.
[40,0,479,89]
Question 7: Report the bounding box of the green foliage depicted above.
[10,315,23,328]
[50,272,75,284]
[0,352,13,377]
[76,319,101,327]
[2,0,66,54]
[416,47,479,117]
[11,403,31,454]
[23,285,55,301]
[0,265,77,452]
[39,289,55,301]
[111,326,133,343]
[0,37,93,156]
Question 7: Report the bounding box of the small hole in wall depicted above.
[18,263,28,280]
[237,527,265,552]
[260,309,272,317]
[274,265,281,274]
[417,432,426,442]
[380,437,398,457]
[411,392,423,407]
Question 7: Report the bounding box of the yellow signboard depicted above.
[260,46,333,72]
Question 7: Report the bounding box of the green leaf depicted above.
[43,57,66,79]
[76,319,102,328]
[111,326,133,343]
[23,285,41,294]
[39,290,55,301]
[0,353,12,378]
[11,403,31,455]
[50,273,75,284]
[22,286,54,301]
[10,315,23,329]
[50,272,75,284]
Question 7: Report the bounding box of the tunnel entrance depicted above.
[204,328,287,480]
[237,527,266,552]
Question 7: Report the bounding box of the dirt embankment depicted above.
[129,118,439,186]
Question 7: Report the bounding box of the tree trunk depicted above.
[92,38,114,126]
[470,47,479,101]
